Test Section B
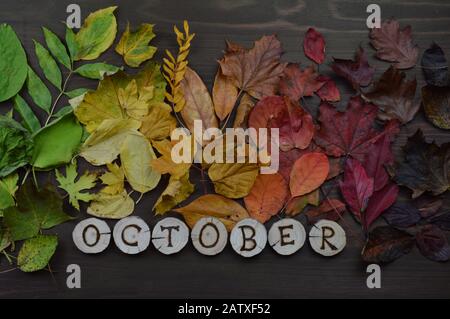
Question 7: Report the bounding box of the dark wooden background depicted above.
[0,0,449,299]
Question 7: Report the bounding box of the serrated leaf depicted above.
[27,66,52,113]
[34,40,62,90]
[18,235,58,272]
[42,27,71,70]
[140,103,177,143]
[154,173,194,215]
[116,23,157,68]
[209,163,259,199]
[13,95,41,133]
[100,163,125,195]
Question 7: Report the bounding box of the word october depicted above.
[72,216,347,257]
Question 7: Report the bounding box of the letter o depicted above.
[191,217,228,256]
[72,218,111,254]
[113,216,151,255]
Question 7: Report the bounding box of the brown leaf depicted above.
[213,68,239,121]
[290,152,329,197]
[219,35,286,100]
[332,47,375,90]
[233,94,255,128]
[244,173,289,223]
[364,67,419,124]
[370,19,419,70]
[422,85,450,130]
[305,199,346,224]
[279,64,324,101]
[316,75,340,102]
[285,190,320,217]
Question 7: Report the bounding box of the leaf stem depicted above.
[220,89,244,132]
[44,70,73,126]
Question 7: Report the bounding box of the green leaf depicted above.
[18,235,58,272]
[56,161,97,210]
[42,27,71,70]
[34,40,62,90]
[52,106,73,119]
[13,95,41,133]
[0,173,18,213]
[65,88,89,99]
[0,225,11,252]
[75,7,118,61]
[4,182,71,241]
[116,23,157,68]
[32,112,83,170]
[0,116,33,178]
[27,66,52,113]
[0,24,28,102]
[65,27,78,62]
[75,63,122,80]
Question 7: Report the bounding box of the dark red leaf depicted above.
[431,212,450,231]
[305,199,346,224]
[279,64,324,101]
[363,134,394,192]
[332,47,375,90]
[316,75,340,102]
[384,203,422,228]
[248,96,285,129]
[362,226,415,264]
[365,182,399,229]
[414,195,444,219]
[421,43,449,87]
[303,28,325,65]
[416,225,450,262]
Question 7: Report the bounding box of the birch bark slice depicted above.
[268,218,306,256]
[191,217,228,256]
[72,218,111,254]
[230,218,267,258]
[152,217,189,255]
[113,216,151,255]
[309,220,346,257]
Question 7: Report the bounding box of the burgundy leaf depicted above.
[332,47,375,90]
[365,182,399,229]
[416,225,450,262]
[304,28,325,65]
[414,195,444,219]
[363,134,394,192]
[384,203,422,228]
[316,75,340,102]
[279,64,324,101]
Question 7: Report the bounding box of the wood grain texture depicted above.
[0,0,449,299]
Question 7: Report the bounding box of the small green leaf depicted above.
[42,27,71,70]
[115,23,157,67]
[52,106,73,118]
[13,95,41,133]
[0,225,11,252]
[65,88,89,99]
[18,235,58,272]
[27,66,52,113]
[34,40,62,90]
[0,173,18,212]
[75,63,122,80]
[65,27,78,62]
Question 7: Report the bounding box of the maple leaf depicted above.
[279,64,324,101]
[421,43,449,87]
[422,85,450,130]
[332,47,375,90]
[140,102,177,143]
[394,130,450,198]
[244,173,289,223]
[56,162,97,210]
[314,97,399,162]
[152,139,192,179]
[303,28,325,65]
[370,19,419,70]
[290,152,329,197]
[364,67,420,124]
[219,35,286,100]
[316,75,340,102]
[99,163,125,195]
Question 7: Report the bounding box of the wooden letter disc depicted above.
[268,218,306,256]
[152,217,189,255]
[113,216,151,255]
[230,218,267,258]
[72,218,111,254]
[191,217,228,256]
[309,220,346,257]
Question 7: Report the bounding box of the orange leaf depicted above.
[244,173,289,223]
[290,152,329,197]
[213,68,238,121]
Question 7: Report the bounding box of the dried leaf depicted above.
[303,28,325,64]
[248,96,285,130]
[100,163,125,195]
[332,47,375,90]
[152,139,192,179]
[154,173,194,215]
[290,152,329,197]
[422,85,450,130]
[116,23,157,67]
[365,182,399,229]
[279,64,324,101]
[140,103,177,143]
[285,190,320,217]
[233,94,255,128]
[213,68,239,121]
[421,43,449,87]
[416,225,450,262]
[316,75,340,102]
[384,203,422,228]
[305,199,346,224]
[363,134,394,192]
[209,163,259,199]
[87,191,135,219]
[18,235,58,273]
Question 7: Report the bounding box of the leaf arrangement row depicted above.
[0,7,449,272]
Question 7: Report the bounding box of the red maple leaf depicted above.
[279,64,324,101]
[332,47,375,90]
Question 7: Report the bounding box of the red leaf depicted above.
[279,148,303,183]
[363,134,394,192]
[332,47,375,90]
[365,182,399,229]
[304,28,325,64]
[340,159,374,221]
[305,199,346,224]
[316,75,340,102]
[370,19,419,70]
[279,64,324,101]
[416,225,450,262]
[248,96,285,129]
[315,96,396,162]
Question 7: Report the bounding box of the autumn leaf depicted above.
[303,28,325,65]
[384,203,422,228]
[394,130,450,198]
[116,23,157,67]
[316,75,340,102]
[314,97,399,161]
[233,94,255,128]
[18,235,58,273]
[55,162,97,210]
[421,43,449,87]
[279,64,324,101]
[209,163,259,199]
[213,67,239,121]
[422,86,450,130]
[365,182,399,229]
[219,35,286,99]
[180,67,218,134]
[99,163,125,195]
[364,67,420,124]
[416,225,450,262]
[248,96,285,130]
[154,173,194,215]
[332,47,375,90]
[290,152,329,197]
[363,134,394,192]
[174,194,249,232]
[305,199,346,224]
[370,19,419,70]
[244,173,288,223]
[88,191,135,219]
[152,139,192,178]
[339,159,374,221]
[362,226,415,264]
[140,102,177,143]
[285,190,320,217]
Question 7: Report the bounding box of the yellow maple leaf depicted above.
[140,102,177,143]
[99,163,125,195]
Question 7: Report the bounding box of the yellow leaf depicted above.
[120,132,161,193]
[233,93,255,128]
[80,119,141,166]
[153,173,194,215]
[152,139,192,178]
[213,68,239,121]
[208,163,259,198]
[115,23,157,68]
[100,163,125,195]
[87,190,134,219]
[174,194,249,232]
[118,80,152,120]
[140,103,177,143]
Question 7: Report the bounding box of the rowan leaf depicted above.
[34,40,62,90]
[279,64,324,101]
[27,66,52,113]
[219,35,286,99]
[370,19,419,69]
[332,47,375,90]
[153,173,194,215]
[116,23,157,68]
[56,162,97,210]
[421,43,449,87]
[364,67,420,124]
[209,163,259,199]
[422,85,450,130]
[87,190,135,219]
[244,173,289,223]
[18,235,58,273]
[304,28,325,64]
[74,63,122,80]
[290,152,329,197]
[213,67,239,121]
[174,194,249,232]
